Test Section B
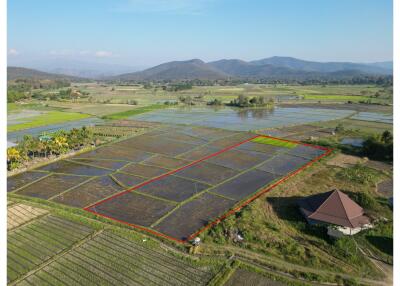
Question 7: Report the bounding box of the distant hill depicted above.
[114,59,229,81]
[208,59,306,77]
[111,57,392,81]
[366,61,393,71]
[7,59,143,79]
[249,56,392,74]
[7,66,85,81]
[11,56,392,82]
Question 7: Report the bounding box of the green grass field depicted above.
[252,136,298,148]
[302,95,372,101]
[8,110,91,132]
[103,104,168,120]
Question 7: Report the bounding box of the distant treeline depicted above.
[9,78,71,91]
[7,78,71,102]
[143,82,193,91]
[108,74,392,87]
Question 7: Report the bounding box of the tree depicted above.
[207,98,223,106]
[52,135,69,154]
[237,94,248,106]
[362,130,393,161]
[381,130,393,144]
[7,148,21,170]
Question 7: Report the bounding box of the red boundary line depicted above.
[83,134,332,244]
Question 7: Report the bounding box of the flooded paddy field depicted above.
[350,112,393,124]
[9,125,329,242]
[8,117,104,143]
[7,109,46,126]
[129,106,355,131]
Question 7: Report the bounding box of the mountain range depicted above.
[110,57,392,81]
[7,67,85,81]
[7,58,143,79]
[8,57,392,81]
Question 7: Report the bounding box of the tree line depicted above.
[7,79,71,103]
[107,75,392,87]
[7,127,95,171]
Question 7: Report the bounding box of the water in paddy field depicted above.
[7,117,105,143]
[7,110,47,126]
[350,112,393,124]
[130,106,355,131]
[341,138,365,148]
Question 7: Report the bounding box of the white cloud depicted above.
[8,48,19,56]
[95,51,113,58]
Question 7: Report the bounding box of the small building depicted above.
[298,189,372,238]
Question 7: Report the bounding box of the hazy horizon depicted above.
[8,0,393,67]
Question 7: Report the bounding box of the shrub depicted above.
[207,98,223,106]
[126,99,138,105]
[337,164,379,185]
[334,237,359,263]
[348,191,379,211]
[362,130,392,161]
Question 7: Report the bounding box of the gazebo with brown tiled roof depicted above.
[298,189,370,230]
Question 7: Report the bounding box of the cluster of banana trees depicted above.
[7,126,94,170]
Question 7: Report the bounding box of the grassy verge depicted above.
[207,260,239,286]
[303,95,372,101]
[312,119,393,135]
[239,262,312,286]
[102,104,168,120]
[8,110,91,132]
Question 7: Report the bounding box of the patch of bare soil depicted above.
[327,153,365,168]
[377,179,393,198]
[7,203,48,230]
[364,160,393,173]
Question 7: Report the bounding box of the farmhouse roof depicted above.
[298,189,370,228]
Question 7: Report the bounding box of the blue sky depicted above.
[8,0,393,67]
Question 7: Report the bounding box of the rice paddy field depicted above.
[6,202,221,285]
[223,267,287,286]
[8,110,91,132]
[8,117,104,143]
[8,125,328,242]
[71,83,392,105]
[350,112,393,124]
[130,106,355,131]
[7,83,392,144]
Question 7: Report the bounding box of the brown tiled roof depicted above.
[298,189,370,228]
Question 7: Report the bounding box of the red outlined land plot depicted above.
[83,134,331,244]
